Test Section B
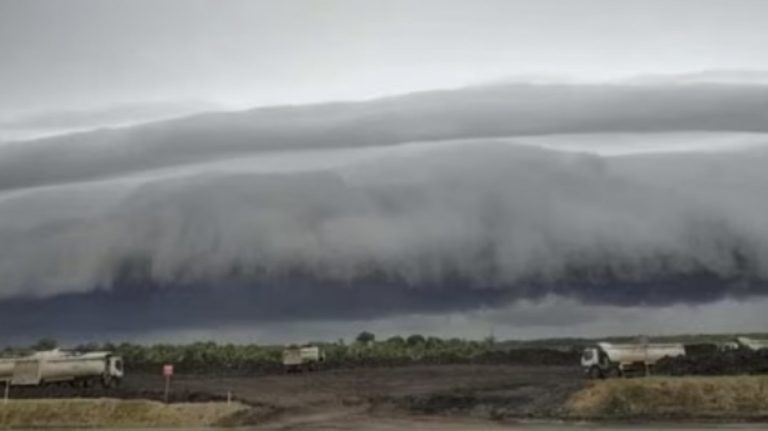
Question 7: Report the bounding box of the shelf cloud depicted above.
[1,83,768,337]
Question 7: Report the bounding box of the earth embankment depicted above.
[0,398,250,428]
[566,375,768,420]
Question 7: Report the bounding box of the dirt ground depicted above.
[133,364,584,420]
[7,364,584,424]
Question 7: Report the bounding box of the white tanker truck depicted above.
[736,336,768,351]
[282,346,325,372]
[0,349,123,388]
[581,342,685,378]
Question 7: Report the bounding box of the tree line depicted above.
[2,333,578,373]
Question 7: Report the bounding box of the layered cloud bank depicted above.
[0,101,221,142]
[1,83,768,336]
[4,83,768,192]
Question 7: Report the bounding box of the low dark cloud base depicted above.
[2,84,768,340]
[1,273,765,339]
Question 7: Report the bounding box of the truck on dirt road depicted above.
[736,336,768,351]
[581,342,685,378]
[0,349,123,388]
[282,346,325,372]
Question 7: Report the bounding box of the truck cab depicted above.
[581,347,611,378]
[106,355,124,386]
[581,347,598,368]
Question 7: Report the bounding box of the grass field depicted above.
[0,398,248,428]
[566,375,768,420]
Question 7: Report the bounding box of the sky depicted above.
[1,0,768,345]
[2,0,768,114]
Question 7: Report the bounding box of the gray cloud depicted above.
[4,0,768,342]
[4,83,768,192]
[2,83,768,338]
[4,0,768,114]
[0,101,221,142]
[1,136,768,336]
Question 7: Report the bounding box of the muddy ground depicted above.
[6,365,584,423]
[656,348,768,376]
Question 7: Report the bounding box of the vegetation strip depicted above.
[2,334,579,374]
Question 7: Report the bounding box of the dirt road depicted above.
[9,365,768,428]
[5,364,580,421]
[7,364,582,423]
[120,364,583,422]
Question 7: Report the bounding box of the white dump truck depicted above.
[736,337,768,351]
[0,349,123,388]
[282,346,325,372]
[581,342,685,378]
[0,358,14,382]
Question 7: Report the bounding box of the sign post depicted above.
[162,364,174,403]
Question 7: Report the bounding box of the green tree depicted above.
[356,331,375,344]
[406,334,425,347]
[426,336,444,349]
[386,335,406,347]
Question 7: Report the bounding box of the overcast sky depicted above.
[1,0,768,344]
[2,0,768,114]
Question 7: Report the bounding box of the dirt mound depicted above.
[0,399,249,428]
[656,348,768,376]
[566,376,768,420]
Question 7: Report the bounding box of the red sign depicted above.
[163,364,174,377]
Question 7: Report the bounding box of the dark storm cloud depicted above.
[3,0,768,341]
[1,277,764,339]
[3,83,768,192]
[1,125,768,338]
[2,83,768,337]
[0,280,510,337]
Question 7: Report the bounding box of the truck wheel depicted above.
[588,366,603,379]
[606,366,621,378]
[102,377,113,389]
